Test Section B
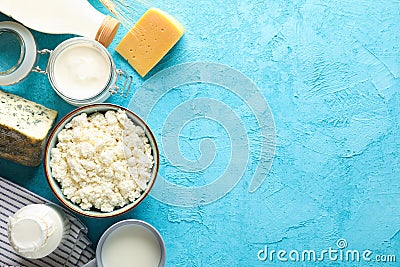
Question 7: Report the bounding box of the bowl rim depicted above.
[44,103,159,218]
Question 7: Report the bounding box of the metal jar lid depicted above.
[0,21,37,86]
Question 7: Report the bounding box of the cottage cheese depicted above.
[49,109,153,212]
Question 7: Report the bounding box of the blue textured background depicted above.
[1,0,400,266]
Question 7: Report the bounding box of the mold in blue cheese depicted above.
[0,90,58,166]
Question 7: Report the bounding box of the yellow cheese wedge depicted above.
[116,7,185,77]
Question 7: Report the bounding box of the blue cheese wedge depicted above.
[0,90,57,166]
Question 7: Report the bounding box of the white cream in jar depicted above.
[47,38,131,106]
[53,44,111,100]
[7,204,68,259]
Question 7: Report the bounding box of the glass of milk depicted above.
[83,219,166,267]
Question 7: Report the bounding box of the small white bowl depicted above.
[83,219,166,267]
[44,104,159,218]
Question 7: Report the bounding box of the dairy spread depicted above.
[53,43,111,100]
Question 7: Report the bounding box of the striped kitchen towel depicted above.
[0,177,95,267]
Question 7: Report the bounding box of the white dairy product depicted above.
[8,204,68,259]
[0,90,58,167]
[101,224,162,267]
[53,44,111,100]
[50,109,154,212]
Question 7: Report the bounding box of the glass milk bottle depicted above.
[7,204,70,259]
[0,0,119,47]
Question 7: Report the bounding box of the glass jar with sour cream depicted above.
[0,21,131,106]
[46,37,132,106]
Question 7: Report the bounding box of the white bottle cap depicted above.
[8,216,51,253]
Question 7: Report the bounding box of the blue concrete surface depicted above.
[1,0,400,266]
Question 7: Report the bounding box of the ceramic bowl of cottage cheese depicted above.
[44,103,159,218]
